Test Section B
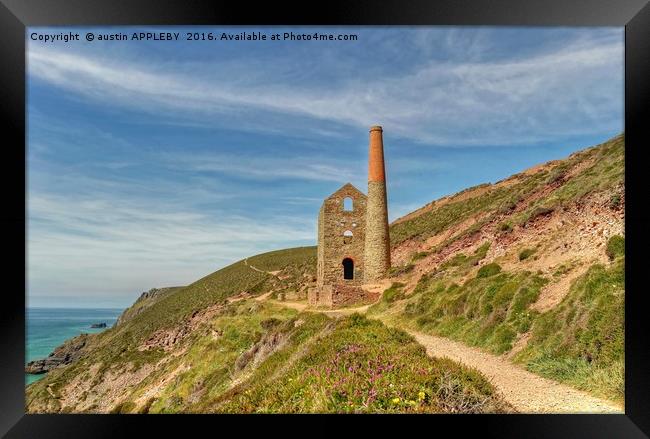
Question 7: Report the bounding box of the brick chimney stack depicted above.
[364,125,391,282]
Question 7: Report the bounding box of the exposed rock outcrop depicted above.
[25,333,90,374]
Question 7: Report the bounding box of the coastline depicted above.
[26,307,123,385]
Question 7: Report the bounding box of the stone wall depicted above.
[316,183,367,288]
[331,284,380,307]
[308,284,379,308]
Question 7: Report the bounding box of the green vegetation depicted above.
[26,247,317,412]
[213,314,509,413]
[381,282,406,303]
[146,302,305,413]
[499,222,513,232]
[438,242,491,276]
[390,185,515,247]
[27,134,626,413]
[518,248,536,261]
[404,269,546,354]
[388,263,415,277]
[248,246,317,300]
[515,258,624,402]
[397,255,624,402]
[411,251,430,262]
[515,135,624,226]
[477,263,502,278]
[390,134,623,247]
[248,246,316,272]
[115,287,183,326]
[605,235,624,260]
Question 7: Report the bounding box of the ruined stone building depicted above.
[308,126,391,307]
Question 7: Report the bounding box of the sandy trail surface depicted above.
[391,325,623,414]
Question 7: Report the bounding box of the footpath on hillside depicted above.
[243,260,622,413]
[391,325,622,413]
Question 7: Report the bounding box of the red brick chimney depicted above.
[364,125,391,282]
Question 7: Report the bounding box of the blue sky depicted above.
[26,26,623,308]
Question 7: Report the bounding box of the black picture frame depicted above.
[1,0,648,437]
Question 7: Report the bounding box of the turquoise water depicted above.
[26,307,123,386]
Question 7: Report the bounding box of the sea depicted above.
[26,307,123,386]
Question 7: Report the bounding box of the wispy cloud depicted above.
[162,151,364,184]
[28,28,623,146]
[27,177,316,298]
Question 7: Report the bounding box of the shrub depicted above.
[382,283,406,303]
[605,235,624,260]
[518,248,535,261]
[260,318,281,331]
[499,222,513,232]
[110,401,136,414]
[497,199,518,215]
[546,167,566,184]
[477,263,502,278]
[389,264,415,277]
[528,206,554,221]
[609,194,621,209]
[411,251,430,262]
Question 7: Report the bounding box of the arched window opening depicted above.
[342,258,354,280]
[343,197,353,211]
[343,230,353,244]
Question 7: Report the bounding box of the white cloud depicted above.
[27,29,623,146]
[27,185,316,298]
[162,151,364,184]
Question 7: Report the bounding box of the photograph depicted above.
[22,24,628,415]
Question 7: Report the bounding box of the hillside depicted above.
[26,134,624,413]
[374,133,625,403]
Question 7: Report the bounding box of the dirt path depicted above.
[262,294,622,413]
[251,265,621,413]
[400,328,622,413]
[244,258,276,276]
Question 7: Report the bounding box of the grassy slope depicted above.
[374,134,625,402]
[126,310,509,414]
[516,255,624,402]
[390,134,624,250]
[26,247,314,412]
[28,245,505,414]
[116,286,184,326]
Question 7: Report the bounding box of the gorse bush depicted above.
[605,235,624,260]
[609,194,621,209]
[382,283,406,303]
[499,222,513,232]
[411,251,430,262]
[389,263,415,277]
[477,263,501,278]
[439,243,491,274]
[518,248,535,261]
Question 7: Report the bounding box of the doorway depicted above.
[342,258,354,280]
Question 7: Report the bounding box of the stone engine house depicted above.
[309,126,391,308]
